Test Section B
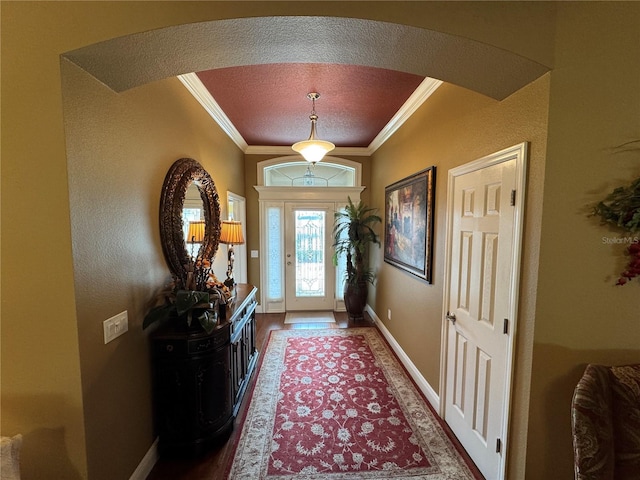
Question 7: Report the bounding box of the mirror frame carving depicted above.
[159,158,221,282]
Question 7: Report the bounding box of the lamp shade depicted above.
[186,220,206,243]
[219,220,245,245]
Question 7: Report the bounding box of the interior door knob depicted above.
[446,311,457,324]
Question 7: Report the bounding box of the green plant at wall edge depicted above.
[592,177,640,233]
[592,176,640,285]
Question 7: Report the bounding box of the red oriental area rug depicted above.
[226,328,482,479]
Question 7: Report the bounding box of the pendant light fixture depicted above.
[292,92,335,164]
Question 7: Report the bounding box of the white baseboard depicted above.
[130,437,159,480]
[365,305,440,412]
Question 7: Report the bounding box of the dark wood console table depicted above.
[151,284,258,456]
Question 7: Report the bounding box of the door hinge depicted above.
[510,190,516,206]
[496,438,502,453]
[503,318,509,335]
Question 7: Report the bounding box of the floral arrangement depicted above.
[592,176,640,286]
[143,257,232,333]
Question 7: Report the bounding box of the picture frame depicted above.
[384,166,436,283]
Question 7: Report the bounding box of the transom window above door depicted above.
[259,157,360,187]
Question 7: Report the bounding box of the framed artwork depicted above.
[384,166,436,283]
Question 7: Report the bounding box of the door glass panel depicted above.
[294,210,325,297]
[334,207,346,301]
[266,206,283,301]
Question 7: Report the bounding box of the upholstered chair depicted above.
[572,364,640,480]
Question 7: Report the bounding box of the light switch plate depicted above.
[103,311,128,344]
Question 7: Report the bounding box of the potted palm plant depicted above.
[332,197,382,320]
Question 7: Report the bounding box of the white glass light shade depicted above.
[292,139,335,163]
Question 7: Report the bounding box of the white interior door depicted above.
[442,144,526,480]
[284,203,335,311]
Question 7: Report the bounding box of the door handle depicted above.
[446,311,457,324]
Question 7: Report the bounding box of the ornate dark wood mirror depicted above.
[159,158,221,282]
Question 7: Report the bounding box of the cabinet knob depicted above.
[166,344,174,352]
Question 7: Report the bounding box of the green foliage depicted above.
[142,304,173,330]
[332,197,382,286]
[143,289,219,334]
[592,177,640,233]
[175,290,210,316]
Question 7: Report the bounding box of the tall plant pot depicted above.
[344,281,368,321]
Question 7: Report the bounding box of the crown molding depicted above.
[178,73,248,151]
[179,73,441,156]
[368,77,443,152]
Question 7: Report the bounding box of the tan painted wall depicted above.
[1,4,244,478]
[61,60,243,479]
[2,2,638,480]
[370,76,550,478]
[525,3,640,479]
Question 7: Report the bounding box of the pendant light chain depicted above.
[310,95,317,117]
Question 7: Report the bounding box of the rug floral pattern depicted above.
[227,328,479,479]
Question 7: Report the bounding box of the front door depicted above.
[442,144,526,479]
[284,203,335,311]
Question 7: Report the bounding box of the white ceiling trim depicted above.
[178,73,248,151]
[368,77,443,151]
[180,72,442,157]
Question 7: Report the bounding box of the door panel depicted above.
[443,147,525,480]
[284,203,335,311]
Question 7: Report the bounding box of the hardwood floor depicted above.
[146,311,373,480]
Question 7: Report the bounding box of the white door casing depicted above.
[227,192,247,284]
[441,143,527,480]
[255,185,364,313]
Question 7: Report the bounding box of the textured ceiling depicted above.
[196,64,425,147]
